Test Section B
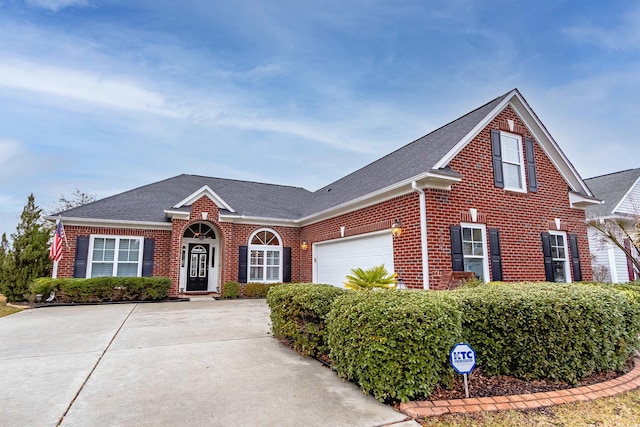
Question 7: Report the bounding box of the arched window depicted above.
[248,229,282,283]
[183,223,216,240]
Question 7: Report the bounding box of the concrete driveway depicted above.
[0,298,417,427]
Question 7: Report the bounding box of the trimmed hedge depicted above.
[244,282,279,298]
[452,283,640,383]
[267,283,345,357]
[327,290,463,402]
[30,277,171,303]
[222,281,240,299]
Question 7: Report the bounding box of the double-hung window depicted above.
[248,229,282,283]
[500,132,526,191]
[492,130,531,192]
[89,236,143,278]
[549,231,570,282]
[461,223,490,282]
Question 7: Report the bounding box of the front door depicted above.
[187,244,209,291]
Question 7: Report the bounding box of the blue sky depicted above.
[0,0,638,238]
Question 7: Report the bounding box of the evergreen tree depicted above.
[0,233,9,295]
[0,194,52,302]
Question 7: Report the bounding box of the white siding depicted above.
[613,244,631,283]
[587,226,612,282]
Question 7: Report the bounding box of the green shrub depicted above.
[222,281,240,299]
[327,290,463,402]
[267,283,346,357]
[452,283,640,384]
[244,282,279,298]
[29,277,170,303]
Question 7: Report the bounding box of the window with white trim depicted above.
[549,231,570,282]
[248,229,282,283]
[461,223,490,282]
[500,131,526,192]
[89,236,143,278]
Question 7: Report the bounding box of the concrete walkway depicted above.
[0,299,417,427]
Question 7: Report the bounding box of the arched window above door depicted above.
[184,222,216,239]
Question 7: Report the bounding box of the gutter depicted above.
[411,181,429,290]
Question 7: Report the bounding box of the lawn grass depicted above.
[420,389,640,426]
[0,294,23,318]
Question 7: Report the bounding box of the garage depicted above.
[313,231,395,288]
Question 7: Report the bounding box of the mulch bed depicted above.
[424,358,634,401]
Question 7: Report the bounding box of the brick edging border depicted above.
[399,356,640,419]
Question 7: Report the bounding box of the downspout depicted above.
[411,181,429,290]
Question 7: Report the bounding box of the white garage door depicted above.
[314,231,394,288]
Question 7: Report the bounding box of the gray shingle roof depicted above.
[585,168,640,218]
[56,90,512,223]
[57,175,313,222]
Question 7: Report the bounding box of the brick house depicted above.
[47,89,600,295]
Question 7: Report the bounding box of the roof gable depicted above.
[173,185,235,212]
[433,89,592,197]
[586,168,640,218]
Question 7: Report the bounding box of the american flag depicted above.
[49,220,65,262]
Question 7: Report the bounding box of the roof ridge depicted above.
[185,174,310,191]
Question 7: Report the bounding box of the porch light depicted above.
[301,240,309,251]
[391,219,403,237]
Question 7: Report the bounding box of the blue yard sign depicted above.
[450,343,476,374]
[449,343,476,398]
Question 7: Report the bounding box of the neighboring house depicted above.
[47,89,601,295]
[585,168,640,283]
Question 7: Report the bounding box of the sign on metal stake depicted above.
[449,343,477,398]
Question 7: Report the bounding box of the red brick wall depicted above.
[298,194,423,285]
[422,106,592,287]
[55,196,301,297]
[298,105,592,289]
[55,225,172,279]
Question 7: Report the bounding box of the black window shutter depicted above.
[569,234,582,282]
[491,130,504,188]
[489,228,503,281]
[450,225,464,272]
[525,137,539,193]
[73,236,90,278]
[142,238,155,277]
[541,232,554,282]
[238,246,248,283]
[282,247,292,283]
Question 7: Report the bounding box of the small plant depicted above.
[343,265,396,290]
[458,276,484,289]
[222,281,240,299]
[244,282,278,298]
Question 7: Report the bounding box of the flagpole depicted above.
[52,260,58,279]
[59,216,69,249]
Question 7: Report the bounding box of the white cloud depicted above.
[0,139,22,166]
[25,0,88,12]
[0,59,182,118]
[564,6,640,50]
